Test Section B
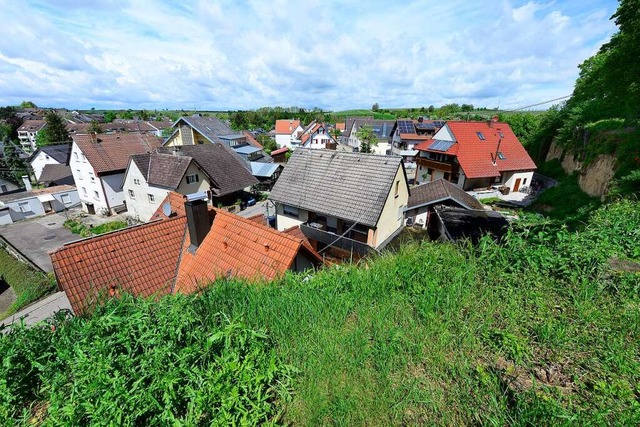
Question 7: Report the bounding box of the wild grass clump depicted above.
[0,294,292,425]
[1,200,639,425]
[0,249,55,318]
[63,220,127,237]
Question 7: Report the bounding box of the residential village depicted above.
[1,109,539,321]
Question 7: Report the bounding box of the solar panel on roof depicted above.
[398,120,415,133]
[415,123,435,130]
[428,139,455,152]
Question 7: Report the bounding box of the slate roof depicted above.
[39,164,74,185]
[0,184,76,203]
[415,121,537,179]
[50,216,188,313]
[29,143,72,164]
[157,144,258,196]
[73,133,162,175]
[435,206,508,243]
[269,149,405,228]
[275,119,301,134]
[408,179,483,210]
[175,115,234,144]
[52,192,322,313]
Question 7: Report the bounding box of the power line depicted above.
[504,95,571,112]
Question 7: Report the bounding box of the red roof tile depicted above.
[174,209,322,293]
[149,191,187,220]
[335,123,345,131]
[416,121,536,179]
[275,119,301,134]
[270,147,289,156]
[50,217,187,313]
[73,133,163,175]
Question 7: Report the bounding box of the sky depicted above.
[0,0,619,111]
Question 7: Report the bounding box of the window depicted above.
[0,185,7,193]
[283,205,299,218]
[81,153,86,163]
[18,202,31,213]
[60,194,71,205]
[76,169,82,180]
[498,131,504,138]
[497,152,506,160]
[148,194,155,203]
[476,132,485,140]
[186,174,199,184]
[74,152,79,161]
[82,187,87,195]
[128,189,135,199]
[394,180,399,198]
[523,178,527,185]
[133,178,140,185]
[45,155,50,160]
[93,191,100,200]
[90,176,95,183]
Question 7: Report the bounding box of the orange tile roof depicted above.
[270,147,289,156]
[149,191,187,220]
[52,191,322,312]
[415,121,536,179]
[174,208,322,293]
[275,119,301,134]
[335,123,345,131]
[50,216,187,313]
[73,133,163,175]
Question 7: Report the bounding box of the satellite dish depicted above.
[162,202,172,217]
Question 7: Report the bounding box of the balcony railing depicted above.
[416,157,453,172]
[300,223,373,256]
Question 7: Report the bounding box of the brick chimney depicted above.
[185,199,212,250]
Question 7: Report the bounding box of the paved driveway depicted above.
[0,211,82,273]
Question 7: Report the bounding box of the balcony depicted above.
[300,223,373,257]
[416,157,453,173]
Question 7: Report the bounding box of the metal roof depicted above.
[250,162,280,177]
[234,145,261,155]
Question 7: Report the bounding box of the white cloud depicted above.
[0,0,619,110]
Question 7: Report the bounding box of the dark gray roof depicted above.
[270,149,404,227]
[408,179,483,210]
[435,206,508,243]
[131,153,193,189]
[343,116,373,138]
[157,144,258,196]
[348,118,396,139]
[39,164,74,185]
[176,115,234,144]
[29,143,72,164]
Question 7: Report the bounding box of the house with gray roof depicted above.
[404,178,484,228]
[39,164,74,187]
[269,149,409,256]
[344,118,396,155]
[0,185,79,225]
[28,143,72,180]
[123,144,258,221]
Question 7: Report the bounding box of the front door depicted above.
[513,178,521,192]
[86,203,95,215]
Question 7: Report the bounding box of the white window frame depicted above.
[148,193,155,203]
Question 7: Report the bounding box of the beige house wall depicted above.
[370,166,409,247]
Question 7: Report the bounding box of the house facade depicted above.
[70,133,162,215]
[29,143,72,180]
[0,185,79,225]
[414,120,537,192]
[344,118,395,155]
[17,120,46,152]
[299,123,337,150]
[270,149,409,257]
[274,119,303,148]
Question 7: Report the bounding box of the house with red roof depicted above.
[70,133,163,215]
[50,192,323,314]
[299,123,337,150]
[274,119,304,148]
[414,119,536,192]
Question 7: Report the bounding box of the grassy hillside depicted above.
[1,200,639,425]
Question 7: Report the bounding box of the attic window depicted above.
[186,174,199,184]
[497,152,506,160]
[498,131,504,138]
[476,132,485,140]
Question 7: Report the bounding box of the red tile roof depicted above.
[52,191,322,312]
[149,191,187,220]
[335,123,345,131]
[50,216,187,313]
[415,121,536,179]
[270,147,289,156]
[275,119,301,134]
[174,208,322,293]
[243,131,263,149]
[73,133,163,175]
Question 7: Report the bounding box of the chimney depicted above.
[185,199,212,249]
[22,175,32,191]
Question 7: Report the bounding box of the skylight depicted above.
[476,132,485,140]
[498,131,504,138]
[497,152,506,160]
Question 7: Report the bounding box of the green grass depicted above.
[63,220,127,237]
[2,200,639,425]
[0,249,56,319]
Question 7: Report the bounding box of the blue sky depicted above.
[0,0,619,111]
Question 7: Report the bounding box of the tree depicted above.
[36,111,70,147]
[356,125,377,153]
[372,103,380,112]
[19,101,37,108]
[88,120,102,134]
[1,140,29,185]
[104,111,117,123]
[329,127,341,144]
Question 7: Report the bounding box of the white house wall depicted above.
[502,171,534,192]
[371,166,409,248]
[432,125,455,142]
[275,204,307,231]
[31,151,62,181]
[5,197,45,222]
[123,162,169,222]
[0,178,19,194]
[70,142,106,214]
[102,173,126,212]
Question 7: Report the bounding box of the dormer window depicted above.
[476,132,485,140]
